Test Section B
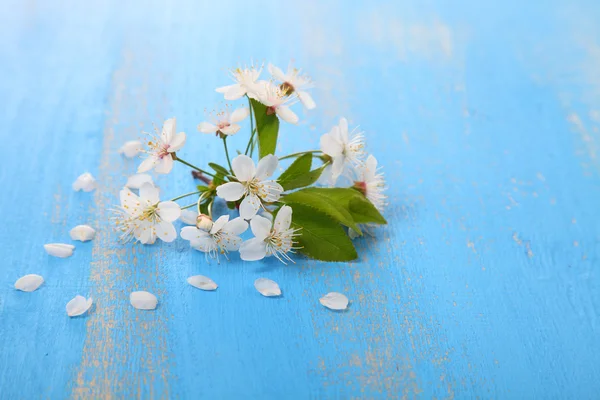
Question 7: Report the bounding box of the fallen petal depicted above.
[254,278,281,297]
[14,274,44,292]
[180,209,199,225]
[69,225,96,242]
[130,291,158,310]
[319,292,349,310]
[187,275,218,291]
[44,243,75,258]
[119,140,143,158]
[72,172,97,192]
[66,295,93,317]
[125,173,153,189]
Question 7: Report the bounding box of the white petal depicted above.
[190,236,218,253]
[180,209,198,225]
[72,172,96,192]
[223,217,248,235]
[44,243,75,258]
[320,130,343,157]
[230,107,249,123]
[274,205,292,233]
[216,182,245,201]
[118,140,143,158]
[239,193,261,219]
[255,154,279,180]
[364,154,378,182]
[254,278,281,297]
[130,291,158,310]
[258,181,283,202]
[297,91,316,110]
[240,238,267,261]
[224,84,247,100]
[14,274,44,292]
[268,63,287,81]
[276,106,299,124]
[154,154,174,174]
[231,154,256,182]
[125,174,153,189]
[169,132,186,151]
[216,84,238,94]
[331,155,345,180]
[69,225,96,242]
[220,124,241,135]
[156,201,181,222]
[137,156,159,173]
[319,292,349,310]
[197,122,218,133]
[187,275,218,291]
[250,215,272,241]
[339,117,349,140]
[155,220,177,242]
[66,295,93,317]
[136,221,156,244]
[139,182,160,203]
[221,233,243,251]
[161,118,176,143]
[210,215,230,234]
[120,187,143,216]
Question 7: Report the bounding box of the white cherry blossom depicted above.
[239,205,299,264]
[320,117,365,185]
[138,118,186,174]
[197,106,249,136]
[268,62,316,109]
[113,183,181,244]
[180,215,248,261]
[253,82,299,124]
[118,140,142,158]
[354,155,386,211]
[72,172,96,192]
[216,154,283,219]
[216,63,264,100]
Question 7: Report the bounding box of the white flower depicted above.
[354,155,387,211]
[138,118,186,174]
[113,183,181,244]
[118,140,142,158]
[216,63,264,100]
[253,82,299,124]
[44,243,75,258]
[180,215,248,261]
[125,173,153,189]
[72,172,96,192]
[69,225,96,242]
[216,154,283,219]
[320,117,365,184]
[239,205,299,264]
[14,274,44,292]
[66,295,93,317]
[197,106,249,136]
[268,62,316,109]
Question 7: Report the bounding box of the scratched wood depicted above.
[1,0,599,398]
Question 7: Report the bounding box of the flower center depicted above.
[266,106,277,116]
[280,82,295,95]
[353,181,367,195]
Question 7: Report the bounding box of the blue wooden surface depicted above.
[1,0,600,398]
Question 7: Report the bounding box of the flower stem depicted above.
[222,136,233,173]
[171,190,201,202]
[175,157,216,178]
[279,150,323,161]
[181,203,197,210]
[245,96,255,156]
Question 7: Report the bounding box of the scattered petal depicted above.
[254,278,281,297]
[14,274,44,292]
[187,275,218,291]
[180,209,198,225]
[72,172,96,192]
[130,291,158,310]
[319,292,349,310]
[44,243,75,258]
[69,225,96,242]
[66,295,93,317]
[125,173,153,189]
[118,140,143,158]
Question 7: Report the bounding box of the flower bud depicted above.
[196,214,213,232]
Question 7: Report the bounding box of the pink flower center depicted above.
[158,144,170,158]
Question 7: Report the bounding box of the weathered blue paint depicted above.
[1,0,599,398]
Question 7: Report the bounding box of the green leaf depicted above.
[212,173,225,187]
[208,162,230,176]
[348,195,387,224]
[281,188,361,234]
[196,185,210,192]
[251,98,279,158]
[291,204,358,262]
[282,163,327,191]
[278,153,312,188]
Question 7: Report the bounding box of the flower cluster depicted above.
[113,61,388,263]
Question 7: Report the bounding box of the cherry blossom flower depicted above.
[113,183,181,244]
[180,215,248,261]
[138,118,186,174]
[268,62,316,109]
[72,172,96,192]
[253,82,299,124]
[353,155,387,211]
[197,106,249,136]
[216,63,264,100]
[319,117,365,184]
[216,154,283,219]
[239,205,300,264]
[118,140,143,158]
